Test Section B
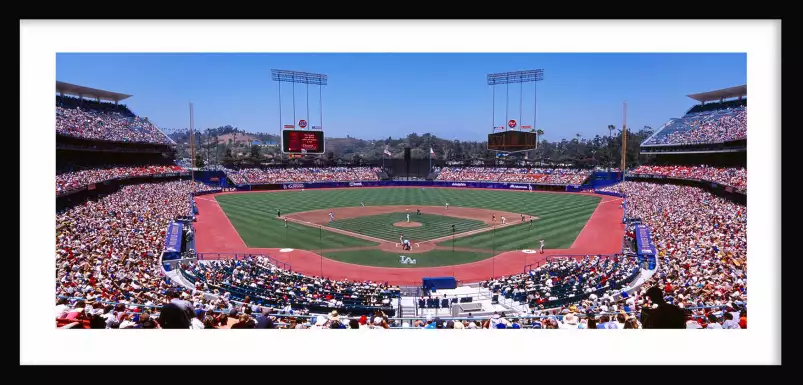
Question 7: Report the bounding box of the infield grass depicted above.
[328,212,487,242]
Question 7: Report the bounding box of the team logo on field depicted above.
[399,256,417,264]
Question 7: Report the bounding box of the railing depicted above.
[197,252,291,272]
[523,253,633,274]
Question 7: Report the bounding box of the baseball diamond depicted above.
[194,187,624,284]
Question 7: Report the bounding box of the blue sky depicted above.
[56,53,745,142]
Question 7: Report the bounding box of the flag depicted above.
[430,148,436,158]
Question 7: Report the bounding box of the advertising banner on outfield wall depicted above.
[246,180,588,191]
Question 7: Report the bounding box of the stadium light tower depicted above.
[487,69,544,133]
[271,69,328,139]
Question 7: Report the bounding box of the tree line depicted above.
[166,125,654,169]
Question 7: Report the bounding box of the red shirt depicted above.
[739,317,747,329]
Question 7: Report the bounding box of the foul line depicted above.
[281,216,389,244]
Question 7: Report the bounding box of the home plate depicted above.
[522,249,537,254]
[279,248,294,253]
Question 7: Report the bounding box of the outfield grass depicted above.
[214,202,378,249]
[436,197,600,250]
[215,188,599,252]
[327,212,487,242]
[322,249,493,268]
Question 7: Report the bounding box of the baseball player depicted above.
[400,234,404,245]
[329,212,335,222]
[528,184,533,192]
[406,213,411,223]
[361,200,365,207]
[529,217,533,228]
[521,214,525,222]
[501,216,506,224]
[277,209,281,217]
[445,202,449,210]
[403,239,412,251]
[492,215,495,222]
[539,239,545,254]
[416,208,421,216]
[284,217,288,228]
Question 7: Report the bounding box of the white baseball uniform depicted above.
[501,216,506,224]
[406,213,410,222]
[539,240,545,253]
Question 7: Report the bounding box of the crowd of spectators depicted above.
[55,180,218,328]
[56,96,172,145]
[436,167,509,182]
[436,167,591,185]
[482,255,640,311]
[179,256,401,311]
[630,165,746,192]
[54,167,747,329]
[598,182,746,326]
[56,164,185,195]
[225,167,381,185]
[643,107,746,146]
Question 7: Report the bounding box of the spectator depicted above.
[641,286,685,329]
[231,314,256,329]
[158,302,191,329]
[739,310,747,329]
[722,312,742,329]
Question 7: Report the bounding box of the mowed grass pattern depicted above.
[328,212,487,242]
[214,201,377,249]
[322,249,493,268]
[215,188,600,250]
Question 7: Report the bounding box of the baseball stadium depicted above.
[55,55,747,330]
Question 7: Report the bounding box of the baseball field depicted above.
[193,187,624,284]
[210,187,599,264]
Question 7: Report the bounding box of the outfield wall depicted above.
[236,180,585,192]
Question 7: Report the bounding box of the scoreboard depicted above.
[487,130,537,152]
[282,129,325,154]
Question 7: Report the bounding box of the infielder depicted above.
[406,213,411,223]
[361,200,365,207]
[277,209,281,217]
[329,212,335,222]
[521,214,525,222]
[492,215,495,222]
[501,216,506,224]
[445,202,449,210]
[539,239,545,254]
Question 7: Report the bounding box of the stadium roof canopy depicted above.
[56,81,132,102]
[686,84,747,103]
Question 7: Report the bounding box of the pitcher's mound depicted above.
[393,221,422,228]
